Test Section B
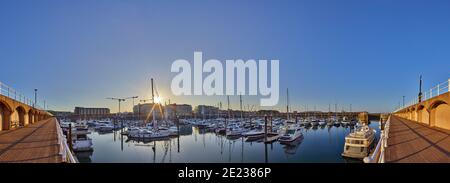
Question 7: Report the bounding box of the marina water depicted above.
[76,121,380,163]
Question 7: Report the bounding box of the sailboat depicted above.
[278,88,304,143]
[225,96,245,138]
[326,104,334,126]
[128,78,169,140]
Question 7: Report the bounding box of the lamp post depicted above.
[34,89,37,108]
[418,75,423,102]
[402,96,405,107]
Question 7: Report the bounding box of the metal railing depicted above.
[56,119,78,163]
[395,78,450,112]
[0,81,44,110]
[364,115,390,163]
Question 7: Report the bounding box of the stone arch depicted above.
[34,112,39,123]
[12,106,27,128]
[416,105,429,125]
[429,100,450,129]
[28,109,35,124]
[0,100,13,131]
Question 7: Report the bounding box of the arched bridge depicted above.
[395,79,450,130]
[366,78,449,163]
[0,93,52,131]
[0,82,76,163]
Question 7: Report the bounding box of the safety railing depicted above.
[0,81,43,110]
[395,78,450,112]
[364,115,390,163]
[56,119,78,163]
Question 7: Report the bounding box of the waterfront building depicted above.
[133,103,164,121]
[195,105,219,119]
[48,110,73,118]
[74,107,110,119]
[164,104,193,119]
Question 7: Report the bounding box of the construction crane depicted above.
[106,96,138,114]
[129,96,139,109]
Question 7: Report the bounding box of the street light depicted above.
[402,96,405,107]
[34,89,37,108]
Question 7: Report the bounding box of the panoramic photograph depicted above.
[0,0,449,170]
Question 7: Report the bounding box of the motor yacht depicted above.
[342,124,376,159]
[71,129,94,152]
[278,124,303,143]
[226,125,246,137]
[318,120,327,126]
[242,130,265,141]
[333,120,341,127]
[311,120,319,127]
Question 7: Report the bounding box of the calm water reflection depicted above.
[76,121,380,163]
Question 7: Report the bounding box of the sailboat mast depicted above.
[151,78,156,128]
[240,94,243,120]
[328,104,331,119]
[286,88,290,120]
[349,104,352,120]
[334,104,337,119]
[151,78,154,103]
[218,102,221,119]
[227,96,231,118]
[306,104,309,119]
[226,96,230,127]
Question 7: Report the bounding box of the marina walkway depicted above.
[385,115,450,163]
[0,118,62,163]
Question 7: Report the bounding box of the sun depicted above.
[154,96,162,104]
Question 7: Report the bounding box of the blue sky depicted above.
[1,0,450,113]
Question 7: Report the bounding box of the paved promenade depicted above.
[385,115,450,163]
[0,118,62,163]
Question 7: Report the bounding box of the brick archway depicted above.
[0,100,12,131]
[28,109,34,124]
[14,106,27,128]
